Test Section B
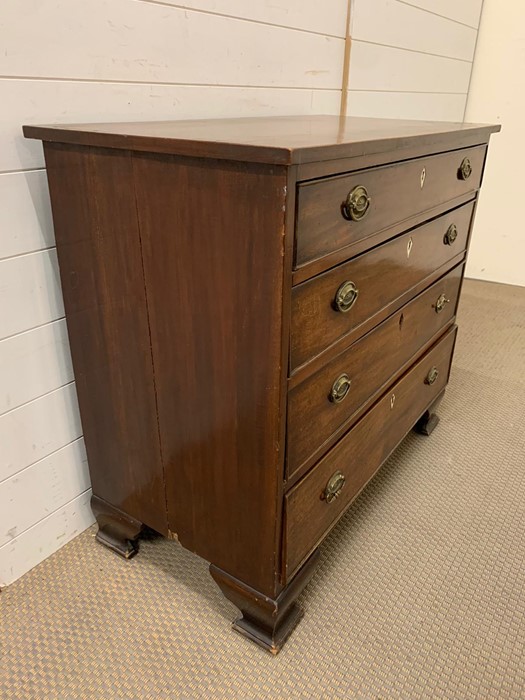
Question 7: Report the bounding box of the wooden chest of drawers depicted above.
[25,115,499,654]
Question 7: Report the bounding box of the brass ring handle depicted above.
[334,281,359,313]
[344,185,371,221]
[444,224,458,245]
[434,293,450,314]
[329,373,352,404]
[323,471,346,503]
[458,158,472,180]
[425,367,439,385]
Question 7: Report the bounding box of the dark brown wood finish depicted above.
[26,115,498,654]
[24,115,500,165]
[276,164,300,551]
[296,134,492,181]
[291,201,474,370]
[42,143,168,536]
[132,153,288,596]
[287,264,463,482]
[210,549,320,654]
[91,495,145,559]
[295,144,485,268]
[285,326,457,579]
[292,192,477,285]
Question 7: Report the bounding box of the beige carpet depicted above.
[1,278,525,700]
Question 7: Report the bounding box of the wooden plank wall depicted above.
[345,0,484,121]
[0,0,345,587]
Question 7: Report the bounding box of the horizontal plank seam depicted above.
[0,380,75,419]
[0,487,92,551]
[0,167,45,176]
[395,0,479,30]
[352,38,473,63]
[0,247,57,264]
[131,0,346,39]
[0,245,56,264]
[347,88,468,95]
[0,76,342,90]
[0,317,65,345]
[0,316,66,344]
[0,437,84,487]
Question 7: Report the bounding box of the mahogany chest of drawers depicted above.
[25,115,499,654]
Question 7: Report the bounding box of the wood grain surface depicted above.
[287,264,463,482]
[285,326,458,578]
[43,143,168,535]
[295,144,486,267]
[132,153,289,596]
[291,201,474,370]
[24,115,500,165]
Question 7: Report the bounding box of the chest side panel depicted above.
[133,154,288,595]
[43,143,168,535]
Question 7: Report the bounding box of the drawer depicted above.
[295,144,485,268]
[284,325,457,579]
[291,201,473,370]
[287,264,463,481]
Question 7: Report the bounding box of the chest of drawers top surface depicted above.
[24,114,499,164]
[25,114,498,655]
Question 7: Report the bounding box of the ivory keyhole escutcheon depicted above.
[420,167,426,188]
[407,237,413,258]
[390,393,396,409]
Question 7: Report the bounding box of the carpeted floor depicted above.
[1,278,524,700]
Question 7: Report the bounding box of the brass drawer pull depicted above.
[334,280,359,313]
[425,367,439,385]
[344,185,371,221]
[329,373,352,403]
[323,471,346,503]
[458,157,472,180]
[444,224,458,245]
[434,293,450,314]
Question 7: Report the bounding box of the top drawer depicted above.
[295,145,486,268]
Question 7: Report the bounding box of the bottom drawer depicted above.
[284,325,457,579]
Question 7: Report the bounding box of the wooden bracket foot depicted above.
[415,411,440,436]
[414,391,444,436]
[91,495,145,559]
[210,549,319,654]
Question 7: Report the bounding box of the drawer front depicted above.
[287,264,463,480]
[295,144,485,268]
[284,325,457,578]
[291,201,473,370]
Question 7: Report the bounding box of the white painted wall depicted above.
[345,0,484,122]
[465,0,523,286]
[0,0,344,587]
[0,0,495,586]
